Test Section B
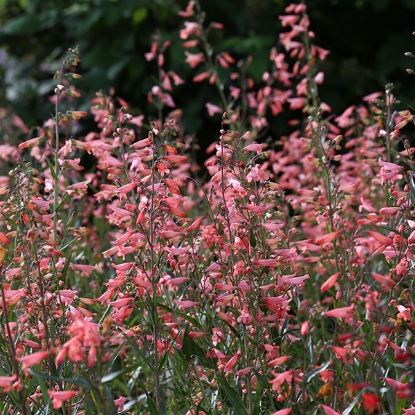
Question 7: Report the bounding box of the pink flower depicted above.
[246,164,269,183]
[205,102,222,116]
[243,142,263,154]
[321,405,341,415]
[193,71,210,82]
[267,356,291,366]
[48,390,77,409]
[224,350,241,373]
[178,1,194,17]
[300,321,309,336]
[145,42,157,61]
[217,52,235,69]
[254,258,278,267]
[235,367,253,376]
[108,297,133,308]
[378,158,403,184]
[363,91,382,102]
[0,375,17,392]
[279,14,299,27]
[325,305,354,319]
[287,97,305,110]
[174,300,198,310]
[367,231,393,246]
[397,305,411,321]
[315,231,340,245]
[320,272,340,292]
[271,409,292,415]
[180,21,200,40]
[262,296,290,314]
[185,51,204,68]
[269,370,293,393]
[114,396,127,411]
[16,351,49,375]
[18,136,42,149]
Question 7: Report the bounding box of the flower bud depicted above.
[0,245,7,264]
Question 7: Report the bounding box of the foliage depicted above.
[1,0,415,140]
[1,1,415,414]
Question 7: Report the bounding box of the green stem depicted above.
[0,266,28,415]
[149,132,161,412]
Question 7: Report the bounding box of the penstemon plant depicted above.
[1,2,415,415]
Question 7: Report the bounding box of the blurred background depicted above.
[1,0,414,149]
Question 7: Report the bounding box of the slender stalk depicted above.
[0,265,27,415]
[53,60,65,244]
[194,0,228,111]
[33,248,55,377]
[149,131,161,412]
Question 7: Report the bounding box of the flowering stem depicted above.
[0,267,27,415]
[53,60,65,244]
[33,248,55,378]
[194,0,229,111]
[149,131,162,412]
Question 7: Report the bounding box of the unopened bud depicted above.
[0,245,7,264]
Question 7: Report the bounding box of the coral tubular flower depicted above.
[321,405,342,415]
[18,136,42,149]
[48,390,77,409]
[271,409,292,415]
[325,305,354,319]
[185,51,204,68]
[320,272,340,292]
[16,351,50,375]
[0,375,17,393]
[367,231,393,245]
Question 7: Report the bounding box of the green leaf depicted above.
[55,193,70,213]
[250,229,257,248]
[135,379,161,415]
[158,331,178,372]
[218,374,249,415]
[101,370,124,384]
[147,394,160,415]
[107,57,130,80]
[29,370,92,389]
[343,389,364,415]
[181,326,213,369]
[156,302,200,326]
[45,157,58,182]
[58,250,71,280]
[132,7,148,25]
[255,370,270,390]
[305,359,331,383]
[2,10,57,35]
[1,213,18,229]
[113,377,131,397]
[106,342,126,370]
[123,333,156,372]
[2,15,37,35]
[30,369,49,403]
[252,376,263,415]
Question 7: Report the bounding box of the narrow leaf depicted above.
[218,374,249,415]
[101,370,124,384]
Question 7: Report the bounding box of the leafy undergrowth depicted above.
[1,1,415,414]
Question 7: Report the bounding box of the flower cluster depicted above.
[0,2,415,414]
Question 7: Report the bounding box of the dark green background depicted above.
[1,0,414,147]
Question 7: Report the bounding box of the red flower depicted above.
[48,390,77,410]
[362,392,380,414]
